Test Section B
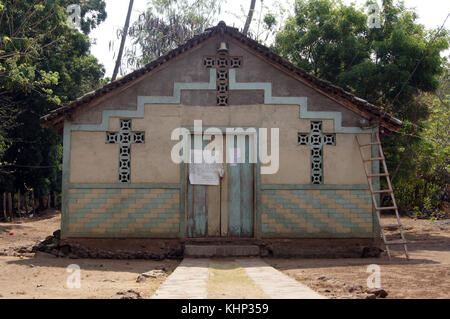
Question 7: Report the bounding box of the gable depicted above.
[42,22,401,132]
[66,35,365,129]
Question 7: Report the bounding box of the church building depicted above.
[41,22,402,256]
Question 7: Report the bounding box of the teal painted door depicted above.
[227,135,254,238]
[187,183,208,238]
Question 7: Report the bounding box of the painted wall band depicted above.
[261,184,370,190]
[69,184,181,189]
[69,68,376,134]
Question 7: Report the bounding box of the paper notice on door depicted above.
[189,162,224,185]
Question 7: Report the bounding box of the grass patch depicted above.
[207,259,267,299]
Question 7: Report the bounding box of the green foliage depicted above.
[0,0,106,204]
[394,89,450,213]
[274,0,449,214]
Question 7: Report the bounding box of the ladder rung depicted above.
[359,142,381,147]
[381,224,402,229]
[367,173,389,177]
[372,189,393,194]
[375,206,397,211]
[363,157,385,162]
[384,239,407,245]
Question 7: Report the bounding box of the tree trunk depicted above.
[243,0,257,35]
[8,193,13,221]
[2,193,6,221]
[111,0,134,81]
[48,193,51,209]
[17,189,22,218]
[32,191,35,215]
[24,191,29,214]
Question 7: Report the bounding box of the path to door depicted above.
[151,258,325,299]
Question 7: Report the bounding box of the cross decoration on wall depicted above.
[298,121,336,184]
[106,119,145,183]
[202,41,243,106]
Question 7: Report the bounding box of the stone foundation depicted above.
[31,230,381,259]
[258,238,382,258]
[32,231,184,260]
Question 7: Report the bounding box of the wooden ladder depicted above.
[356,132,409,260]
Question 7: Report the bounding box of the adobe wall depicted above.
[62,34,378,240]
[69,104,371,185]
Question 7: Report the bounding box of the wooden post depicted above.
[31,191,35,215]
[2,193,7,221]
[17,189,21,218]
[24,191,28,214]
[8,193,13,221]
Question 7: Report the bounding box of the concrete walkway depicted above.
[151,258,325,299]
[236,258,326,299]
[151,258,210,299]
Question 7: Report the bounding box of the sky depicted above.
[89,0,450,79]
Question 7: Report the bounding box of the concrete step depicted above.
[184,245,260,257]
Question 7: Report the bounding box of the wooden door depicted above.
[187,137,222,238]
[227,135,254,237]
[187,133,254,238]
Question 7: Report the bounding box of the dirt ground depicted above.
[0,209,61,251]
[268,216,450,299]
[0,210,179,299]
[0,211,449,299]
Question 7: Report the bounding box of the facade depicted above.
[42,22,401,247]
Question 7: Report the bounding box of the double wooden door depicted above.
[187,134,254,238]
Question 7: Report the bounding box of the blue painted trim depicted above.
[67,68,375,135]
[261,184,370,190]
[256,134,262,239]
[70,69,216,132]
[68,183,181,189]
[179,163,186,238]
[229,69,374,134]
[61,121,71,238]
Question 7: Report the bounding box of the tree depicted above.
[274,0,449,214]
[394,83,450,214]
[0,0,107,214]
[243,0,257,35]
[119,0,223,71]
[228,0,290,44]
[112,0,134,81]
